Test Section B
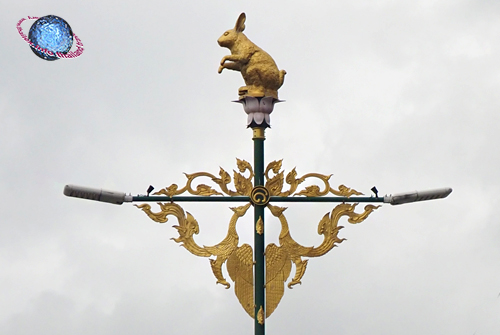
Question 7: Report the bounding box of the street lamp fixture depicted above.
[63,184,132,205]
[384,188,453,205]
[63,12,452,335]
[64,184,452,206]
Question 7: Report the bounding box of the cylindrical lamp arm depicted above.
[63,185,133,205]
[384,187,452,205]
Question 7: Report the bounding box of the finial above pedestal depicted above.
[218,13,286,100]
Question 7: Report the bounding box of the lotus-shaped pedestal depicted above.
[235,96,282,128]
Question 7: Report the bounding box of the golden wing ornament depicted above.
[227,243,254,317]
[265,243,292,317]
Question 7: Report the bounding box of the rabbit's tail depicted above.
[279,70,287,88]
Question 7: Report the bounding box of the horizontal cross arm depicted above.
[131,195,384,203]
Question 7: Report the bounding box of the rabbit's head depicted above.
[218,13,246,49]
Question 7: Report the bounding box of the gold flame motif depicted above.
[153,158,253,197]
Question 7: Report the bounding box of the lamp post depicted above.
[64,12,452,335]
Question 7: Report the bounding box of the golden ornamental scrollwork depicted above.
[151,158,361,199]
[153,158,254,197]
[265,159,363,198]
[135,202,253,290]
[250,186,270,205]
[135,157,381,319]
[264,202,380,317]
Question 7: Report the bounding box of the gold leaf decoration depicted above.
[256,216,263,235]
[257,305,265,325]
[135,203,170,223]
[154,184,179,197]
[136,202,210,257]
[194,184,223,196]
[296,185,321,197]
[306,203,380,257]
[236,158,253,175]
[265,160,287,196]
[265,160,282,175]
[152,159,257,198]
[233,159,253,196]
[265,161,363,198]
[262,202,380,316]
[234,171,253,196]
[265,243,292,317]
[331,184,363,197]
[285,168,297,184]
[347,204,381,224]
[265,171,284,196]
[213,168,238,196]
[217,167,232,185]
[136,201,253,294]
[227,243,254,317]
[264,204,313,316]
[283,168,301,196]
[137,158,382,320]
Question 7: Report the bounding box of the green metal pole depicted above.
[253,127,266,335]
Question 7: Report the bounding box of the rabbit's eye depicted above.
[224,32,229,36]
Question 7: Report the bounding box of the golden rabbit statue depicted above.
[218,13,286,99]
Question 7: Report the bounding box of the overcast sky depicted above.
[1,0,500,334]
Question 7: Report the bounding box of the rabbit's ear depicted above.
[235,13,246,32]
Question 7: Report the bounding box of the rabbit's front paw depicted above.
[220,56,227,65]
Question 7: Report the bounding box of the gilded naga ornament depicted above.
[218,13,286,99]
[135,159,380,319]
